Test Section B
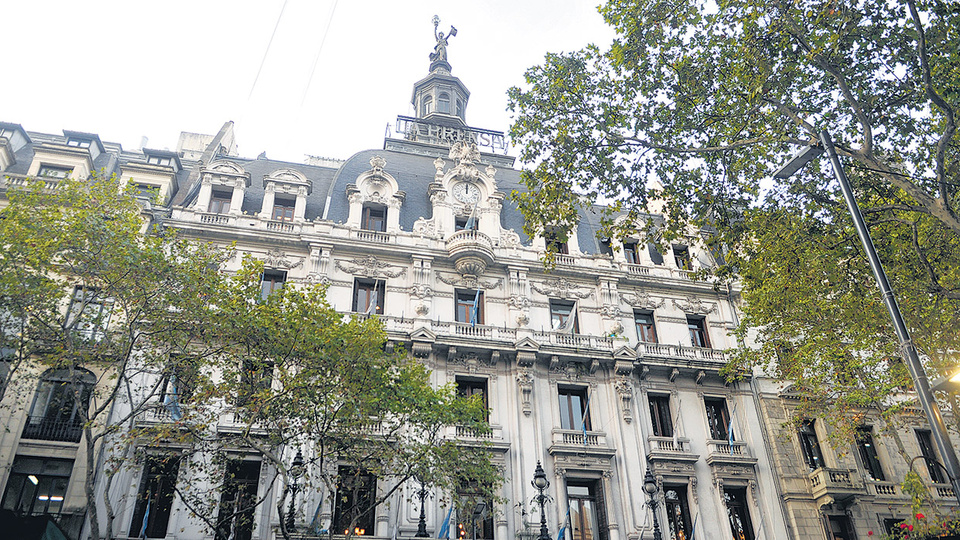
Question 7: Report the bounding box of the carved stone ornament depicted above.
[449,353,497,372]
[530,277,593,299]
[435,271,502,290]
[261,247,304,270]
[449,141,481,167]
[433,157,446,178]
[620,290,665,310]
[516,369,534,416]
[335,255,406,278]
[600,304,623,319]
[615,377,633,423]
[672,296,718,315]
[508,295,532,309]
[305,273,331,286]
[499,228,522,248]
[413,217,439,238]
[369,155,387,173]
[415,303,429,316]
[516,313,530,326]
[410,284,434,299]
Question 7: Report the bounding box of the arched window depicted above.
[438,93,451,114]
[456,99,464,118]
[23,368,95,442]
[421,96,433,116]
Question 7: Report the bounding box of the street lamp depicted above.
[930,366,960,393]
[642,468,662,540]
[286,450,305,532]
[531,461,551,540]
[774,129,960,505]
[414,475,430,538]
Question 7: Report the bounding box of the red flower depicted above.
[901,523,909,528]
[908,525,914,531]
[916,513,925,519]
[868,532,873,536]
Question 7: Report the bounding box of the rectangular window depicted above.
[160,355,200,405]
[566,480,607,540]
[352,279,385,314]
[66,138,91,148]
[723,487,755,540]
[558,386,591,431]
[38,164,73,179]
[916,429,946,483]
[623,242,640,264]
[634,311,657,343]
[827,515,857,540]
[648,394,673,438]
[883,518,905,535]
[215,460,261,540]
[260,270,286,301]
[129,455,180,538]
[1,457,73,516]
[361,206,386,232]
[332,466,377,536]
[856,427,885,481]
[673,245,692,270]
[663,485,692,540]
[208,190,233,214]
[455,216,478,231]
[687,317,710,348]
[147,155,173,167]
[798,419,825,470]
[547,239,569,255]
[550,300,579,333]
[237,359,274,408]
[67,286,113,340]
[647,243,664,265]
[133,183,161,202]
[704,397,731,441]
[455,290,484,325]
[272,198,295,221]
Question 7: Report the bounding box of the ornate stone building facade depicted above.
[3,32,954,540]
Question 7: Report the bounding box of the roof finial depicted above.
[429,15,457,72]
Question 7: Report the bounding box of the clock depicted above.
[452,182,481,204]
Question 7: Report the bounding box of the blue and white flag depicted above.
[470,288,482,327]
[580,390,592,442]
[365,282,380,315]
[727,400,738,447]
[556,505,572,540]
[437,507,454,539]
[139,496,151,539]
[163,375,182,421]
[464,198,480,231]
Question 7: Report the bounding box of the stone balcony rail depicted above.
[452,424,503,440]
[445,229,495,251]
[649,436,690,454]
[870,481,900,497]
[934,483,956,499]
[533,330,616,351]
[551,428,607,447]
[378,316,519,342]
[636,342,727,363]
[705,440,757,466]
[354,228,391,243]
[0,173,62,192]
[808,467,865,501]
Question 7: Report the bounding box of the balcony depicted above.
[705,440,757,466]
[533,330,616,351]
[354,228,391,243]
[21,417,83,443]
[808,467,865,501]
[636,342,727,364]
[933,483,956,499]
[547,428,616,458]
[647,436,699,464]
[446,230,494,274]
[869,481,901,498]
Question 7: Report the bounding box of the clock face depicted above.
[453,182,481,203]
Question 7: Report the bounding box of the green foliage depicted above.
[509,0,960,443]
[883,470,960,538]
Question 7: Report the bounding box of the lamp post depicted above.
[532,461,551,540]
[414,476,430,538]
[774,129,960,505]
[642,468,662,540]
[286,450,305,532]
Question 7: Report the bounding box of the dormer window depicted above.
[272,198,295,221]
[421,96,433,116]
[147,155,173,167]
[623,242,640,264]
[361,205,386,232]
[208,189,232,214]
[438,93,451,114]
[673,245,692,270]
[38,164,73,179]
[66,138,91,149]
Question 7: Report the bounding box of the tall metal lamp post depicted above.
[414,476,430,537]
[642,468,662,540]
[532,461,551,540]
[774,129,960,504]
[286,450,305,532]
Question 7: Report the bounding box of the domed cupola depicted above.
[411,16,470,127]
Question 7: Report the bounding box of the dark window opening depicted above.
[798,419,825,470]
[856,427,885,481]
[455,290,484,325]
[648,394,673,438]
[687,317,710,348]
[455,216,478,231]
[547,238,569,255]
[129,454,180,538]
[673,245,692,270]
[208,190,233,214]
[635,311,657,343]
[456,99,464,118]
[237,359,274,408]
[916,429,946,483]
[438,93,451,114]
[23,368,95,442]
[160,355,201,405]
[826,515,857,540]
[215,460,261,540]
[623,242,640,264]
[272,198,295,221]
[550,300,579,333]
[361,206,386,232]
[352,279,385,314]
[664,485,692,540]
[883,518,905,535]
[333,467,377,536]
[723,487,754,540]
[260,270,286,301]
[1,457,73,516]
[704,397,732,441]
[558,386,591,431]
[566,480,608,540]
[38,165,73,179]
[647,243,664,265]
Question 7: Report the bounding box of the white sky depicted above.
[3,1,614,164]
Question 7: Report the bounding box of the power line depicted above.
[248,0,291,101]
[301,0,339,107]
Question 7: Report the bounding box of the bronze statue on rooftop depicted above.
[430,15,457,67]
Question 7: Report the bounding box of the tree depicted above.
[508,0,960,443]
[166,258,501,540]
[0,175,228,540]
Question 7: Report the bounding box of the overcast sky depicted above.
[3,1,614,164]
